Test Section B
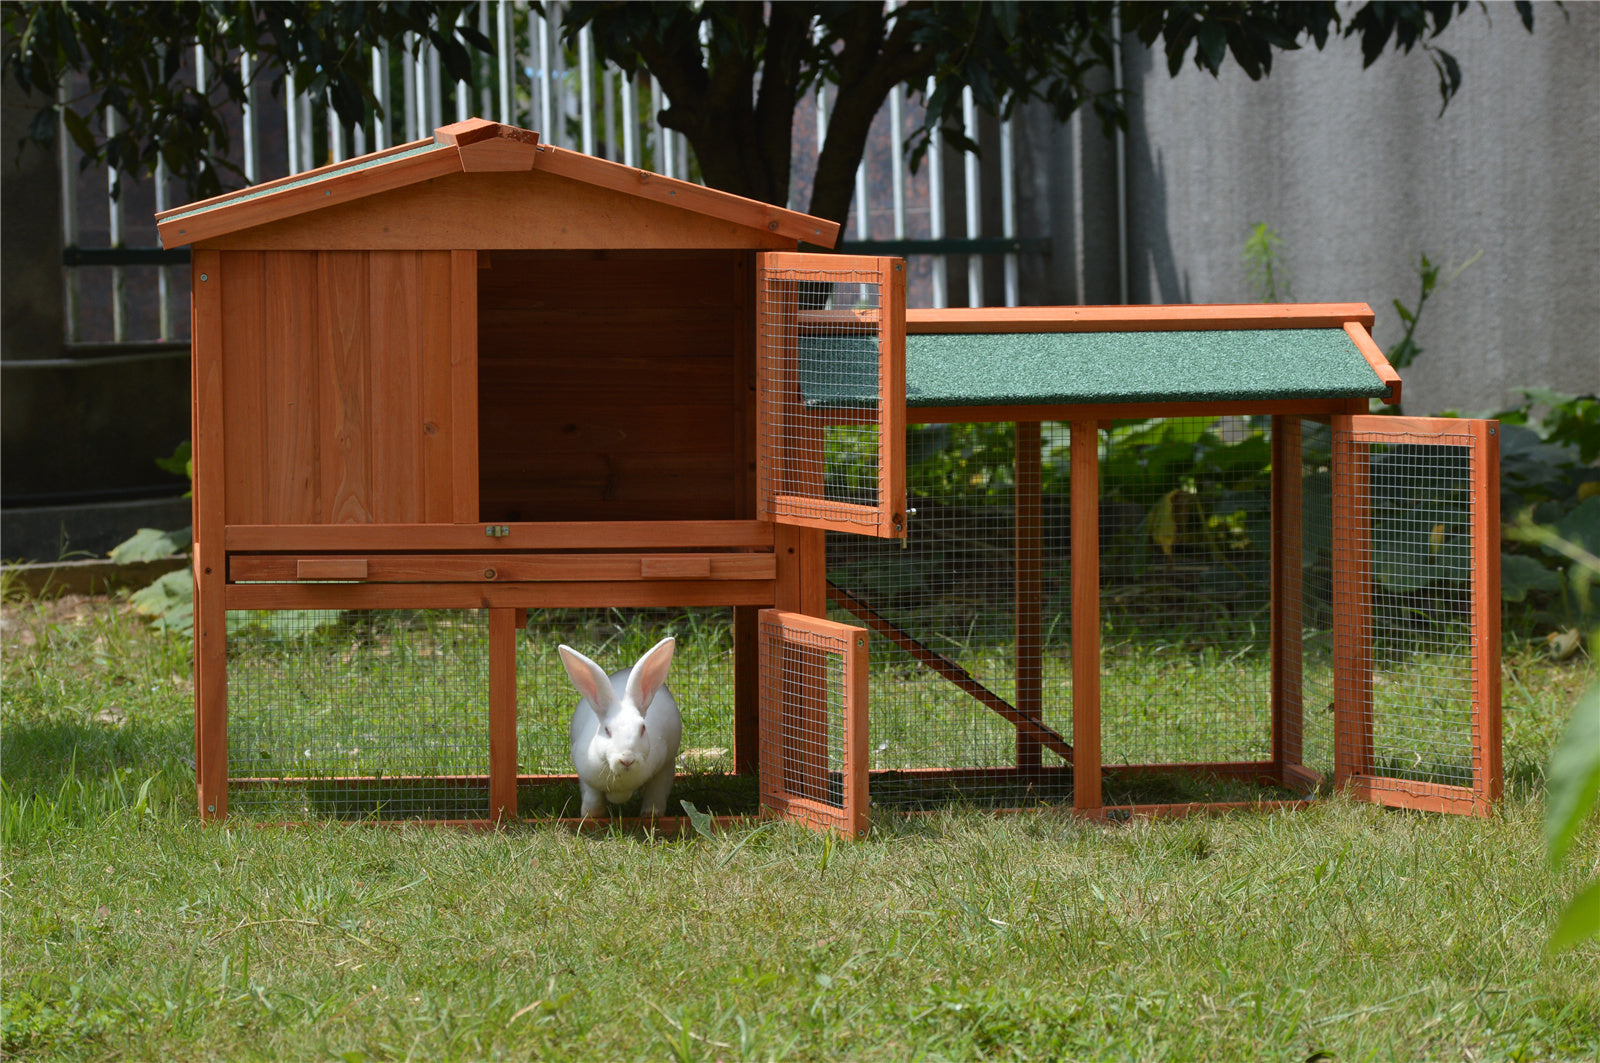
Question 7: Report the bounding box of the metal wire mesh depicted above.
[828,421,1074,807]
[758,266,885,525]
[226,609,490,819]
[1097,417,1276,768]
[515,609,740,816]
[1299,418,1338,780]
[1334,425,1481,789]
[758,615,851,818]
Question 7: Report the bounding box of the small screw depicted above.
[207,804,216,813]
[483,568,497,580]
[199,273,208,281]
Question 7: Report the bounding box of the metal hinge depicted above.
[485,525,511,538]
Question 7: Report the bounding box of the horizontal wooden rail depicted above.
[225,520,775,553]
[231,553,775,584]
[906,303,1376,333]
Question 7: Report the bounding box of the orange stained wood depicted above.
[488,608,520,822]
[1342,322,1402,406]
[228,553,777,583]
[1330,415,1375,787]
[223,519,775,552]
[224,580,777,611]
[191,251,229,822]
[906,303,1377,333]
[216,249,466,525]
[1070,420,1102,813]
[1472,419,1503,802]
[162,120,836,251]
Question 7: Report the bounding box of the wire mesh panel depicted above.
[827,421,1076,808]
[1095,417,1277,782]
[515,608,746,817]
[1332,416,1501,815]
[757,252,906,538]
[226,609,490,819]
[757,610,869,837]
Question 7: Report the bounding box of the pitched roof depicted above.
[157,118,839,249]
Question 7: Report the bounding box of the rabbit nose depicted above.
[617,755,637,769]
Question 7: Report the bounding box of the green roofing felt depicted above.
[160,141,444,224]
[902,327,1388,407]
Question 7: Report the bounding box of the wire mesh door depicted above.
[757,609,870,837]
[1331,416,1501,816]
[756,252,906,539]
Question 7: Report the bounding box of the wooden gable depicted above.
[159,118,839,252]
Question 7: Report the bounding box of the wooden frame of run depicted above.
[822,304,1499,821]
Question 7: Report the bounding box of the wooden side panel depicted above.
[319,252,374,523]
[219,252,267,525]
[369,252,425,523]
[220,250,467,526]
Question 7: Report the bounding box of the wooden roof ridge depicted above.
[157,117,839,249]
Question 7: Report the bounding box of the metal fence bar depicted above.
[1000,117,1018,307]
[58,3,1036,340]
[961,86,982,307]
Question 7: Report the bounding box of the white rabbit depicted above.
[558,636,683,818]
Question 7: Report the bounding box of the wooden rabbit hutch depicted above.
[161,119,1500,835]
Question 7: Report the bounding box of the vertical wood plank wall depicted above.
[218,249,464,525]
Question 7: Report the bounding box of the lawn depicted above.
[2,592,1596,1061]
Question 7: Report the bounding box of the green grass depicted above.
[3,592,1598,1060]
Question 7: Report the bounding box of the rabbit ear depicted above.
[625,636,675,717]
[558,645,617,719]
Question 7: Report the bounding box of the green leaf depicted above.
[1500,553,1565,602]
[679,799,716,840]
[1548,876,1600,953]
[109,526,191,563]
[1392,299,1415,325]
[1545,680,1600,868]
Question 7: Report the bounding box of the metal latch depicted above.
[485,525,511,537]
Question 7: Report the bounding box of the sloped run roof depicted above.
[157,118,839,249]
[902,304,1398,408]
[801,304,1398,408]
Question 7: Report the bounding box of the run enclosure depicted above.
[162,118,1500,833]
[830,306,1500,818]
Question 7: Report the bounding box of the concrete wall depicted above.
[1116,2,1599,415]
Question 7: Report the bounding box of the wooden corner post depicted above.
[1070,420,1102,813]
[192,249,229,822]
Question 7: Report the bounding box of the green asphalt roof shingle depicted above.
[902,327,1388,407]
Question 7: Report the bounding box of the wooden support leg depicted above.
[1070,420,1102,814]
[194,549,228,822]
[489,607,518,823]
